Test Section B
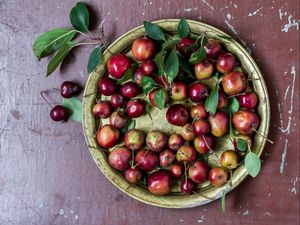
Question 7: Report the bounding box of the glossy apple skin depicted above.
[232,110,260,134]
[180,178,195,194]
[124,129,145,151]
[140,59,156,75]
[170,81,188,101]
[193,119,210,136]
[120,81,141,98]
[222,71,247,96]
[208,111,229,137]
[107,54,131,79]
[176,146,197,163]
[146,130,168,153]
[96,125,120,148]
[168,134,185,151]
[188,161,209,184]
[176,37,194,56]
[209,167,228,187]
[189,83,209,102]
[135,149,158,171]
[220,150,239,169]
[204,39,222,59]
[109,111,128,129]
[132,37,156,61]
[191,103,208,119]
[93,101,113,119]
[149,88,169,107]
[233,134,252,151]
[170,164,184,178]
[216,53,236,74]
[147,170,172,196]
[159,149,175,167]
[238,92,258,109]
[133,67,144,86]
[181,124,195,141]
[166,104,189,126]
[110,93,125,109]
[125,167,143,184]
[194,60,214,80]
[217,91,228,109]
[126,99,146,118]
[98,77,117,96]
[108,147,131,171]
[194,134,216,154]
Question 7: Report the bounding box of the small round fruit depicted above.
[132,37,156,61]
[170,164,183,178]
[108,147,131,171]
[133,67,144,86]
[61,81,81,98]
[147,170,172,195]
[232,110,260,134]
[98,77,117,96]
[188,161,209,184]
[233,134,252,151]
[176,37,194,56]
[124,129,145,151]
[181,124,196,141]
[194,60,214,80]
[50,105,69,122]
[125,167,142,184]
[109,111,128,129]
[176,146,197,163]
[238,92,258,109]
[189,83,209,102]
[166,104,189,126]
[222,71,247,96]
[159,149,175,167]
[170,81,188,101]
[96,125,120,148]
[140,59,156,75]
[120,81,141,98]
[194,134,216,154]
[126,99,146,118]
[209,167,228,187]
[191,103,208,119]
[216,53,236,74]
[204,39,222,59]
[107,54,131,79]
[193,119,210,136]
[220,150,239,170]
[93,101,113,119]
[149,88,169,107]
[217,90,228,109]
[110,93,125,109]
[135,149,158,171]
[180,178,195,194]
[146,130,168,153]
[168,134,185,151]
[208,111,229,137]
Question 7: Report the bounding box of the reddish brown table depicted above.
[0,0,299,224]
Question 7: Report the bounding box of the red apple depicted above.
[93,101,113,119]
[220,150,239,169]
[170,81,188,101]
[208,111,229,137]
[222,71,247,96]
[124,129,145,151]
[147,170,172,195]
[176,37,194,56]
[176,146,197,163]
[96,124,120,148]
[189,83,209,102]
[107,54,131,79]
[238,92,258,109]
[135,149,158,171]
[146,130,168,153]
[181,124,196,141]
[217,90,228,109]
[216,53,236,74]
[149,88,169,107]
[166,104,189,126]
[204,39,222,59]
[98,77,117,96]
[108,147,131,170]
[170,164,184,178]
[193,119,210,136]
[191,103,208,119]
[168,134,185,151]
[120,81,141,98]
[159,149,175,167]
[140,59,156,75]
[125,167,143,184]
[109,111,128,129]
[132,37,156,61]
[180,178,195,194]
[232,110,260,134]
[110,93,125,109]
[126,99,146,118]
[209,167,228,187]
[188,161,209,184]
[194,60,214,80]
[194,134,216,154]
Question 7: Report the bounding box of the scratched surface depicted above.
[0,0,299,224]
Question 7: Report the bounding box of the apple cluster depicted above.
[92,27,260,196]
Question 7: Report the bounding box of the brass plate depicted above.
[82,19,270,208]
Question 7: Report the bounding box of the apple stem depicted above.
[184,162,188,181]
[132,148,150,169]
[227,93,245,98]
[83,90,99,98]
[131,150,134,168]
[88,145,110,152]
[40,91,53,108]
[202,135,213,152]
[252,128,274,144]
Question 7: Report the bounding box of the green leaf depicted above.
[145,104,153,120]
[213,71,220,79]
[33,28,76,60]
[177,17,190,38]
[164,50,179,83]
[87,46,104,73]
[224,97,240,114]
[229,114,235,139]
[245,152,261,177]
[127,119,136,130]
[70,2,90,32]
[62,97,82,122]
[143,21,165,41]
[221,190,226,212]
[237,139,247,151]
[116,63,138,84]
[154,89,165,110]
[142,76,156,93]
[205,87,219,115]
[46,42,76,76]
[154,52,164,76]
[162,36,181,50]
[189,47,206,64]
[177,54,194,78]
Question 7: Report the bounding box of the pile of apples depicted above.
[93,26,260,196]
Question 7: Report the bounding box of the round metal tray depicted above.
[82,19,270,208]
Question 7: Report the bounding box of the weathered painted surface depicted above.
[0,0,299,224]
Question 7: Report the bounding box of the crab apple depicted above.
[147,170,172,196]
[189,83,209,102]
[208,167,228,187]
[168,134,185,151]
[181,124,196,141]
[188,161,209,184]
[140,59,156,75]
[159,149,175,167]
[96,125,120,149]
[222,71,247,96]
[110,93,125,109]
[208,111,229,137]
[232,110,260,134]
[194,60,214,80]
[170,164,184,178]
[133,67,144,86]
[233,134,252,151]
[93,101,113,119]
[180,178,195,194]
[146,130,168,153]
[204,39,222,59]
[132,37,156,61]
[194,134,216,154]
[124,129,145,151]
[166,104,189,126]
[170,81,188,101]
[107,54,131,79]
[238,92,258,109]
[191,103,208,119]
[120,81,141,98]
[125,168,143,184]
[149,88,169,107]
[217,90,228,109]
[50,105,69,122]
[60,81,81,98]
[220,150,239,170]
[176,146,197,163]
[216,53,236,74]
[109,111,128,129]
[135,149,158,171]
[126,99,146,118]
[176,37,194,56]
[108,147,131,171]
[98,77,117,96]
[193,119,210,136]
